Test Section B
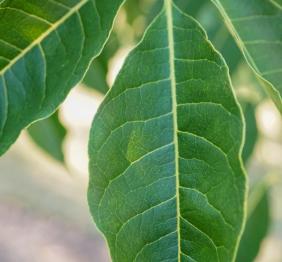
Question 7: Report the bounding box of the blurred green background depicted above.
[0,0,281,261]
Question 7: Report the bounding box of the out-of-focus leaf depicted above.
[124,0,144,24]
[82,28,120,94]
[211,0,282,112]
[236,180,271,262]
[175,0,207,15]
[242,102,258,164]
[83,60,109,94]
[196,3,242,74]
[88,2,246,261]
[271,0,282,8]
[28,111,66,163]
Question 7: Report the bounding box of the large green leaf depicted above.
[27,110,66,163]
[211,0,282,112]
[0,0,124,155]
[236,180,270,262]
[88,1,246,261]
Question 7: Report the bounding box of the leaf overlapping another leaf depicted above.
[0,0,124,155]
[88,1,246,261]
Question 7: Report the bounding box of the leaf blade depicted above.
[0,0,124,155]
[211,0,282,112]
[88,1,246,261]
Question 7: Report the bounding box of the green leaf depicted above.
[175,0,207,15]
[88,1,246,261]
[236,180,271,262]
[27,111,66,163]
[195,3,242,75]
[0,0,124,155]
[82,60,109,94]
[242,102,258,164]
[152,0,243,75]
[211,0,282,112]
[82,32,120,94]
[270,0,282,9]
[147,0,206,25]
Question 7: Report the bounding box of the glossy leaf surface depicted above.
[0,0,124,155]
[88,1,246,261]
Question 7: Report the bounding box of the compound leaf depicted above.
[0,0,124,155]
[88,1,246,261]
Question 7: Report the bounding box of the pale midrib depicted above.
[0,0,88,75]
[165,0,181,260]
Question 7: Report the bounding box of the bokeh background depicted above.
[0,0,281,261]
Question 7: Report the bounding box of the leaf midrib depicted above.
[0,0,88,75]
[165,0,181,259]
